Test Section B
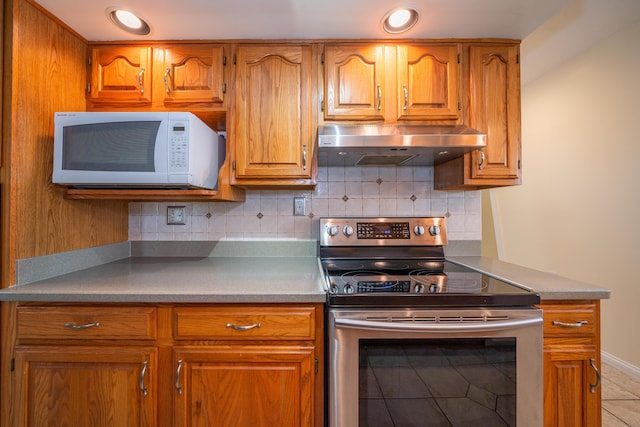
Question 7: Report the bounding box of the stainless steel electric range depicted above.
[320,217,544,427]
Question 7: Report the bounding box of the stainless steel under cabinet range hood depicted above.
[317,125,486,166]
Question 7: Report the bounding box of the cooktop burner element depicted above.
[319,217,540,307]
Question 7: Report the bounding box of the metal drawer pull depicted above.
[552,320,588,328]
[63,322,100,329]
[175,359,183,396]
[589,358,601,393]
[226,322,261,331]
[403,85,408,111]
[303,144,307,171]
[163,67,171,94]
[478,151,486,170]
[138,67,145,94]
[139,361,148,397]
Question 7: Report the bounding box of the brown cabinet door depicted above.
[161,44,226,106]
[14,346,157,427]
[88,46,152,105]
[235,45,313,179]
[543,348,601,426]
[324,44,386,120]
[468,44,521,181]
[396,44,460,121]
[173,346,315,427]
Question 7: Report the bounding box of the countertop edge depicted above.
[448,256,611,301]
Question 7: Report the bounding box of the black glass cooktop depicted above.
[322,259,540,307]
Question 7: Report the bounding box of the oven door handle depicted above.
[334,316,542,333]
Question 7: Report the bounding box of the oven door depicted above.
[328,307,543,427]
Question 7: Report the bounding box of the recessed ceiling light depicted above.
[382,6,420,34]
[106,7,151,35]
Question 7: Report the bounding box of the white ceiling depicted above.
[32,0,640,84]
[35,0,569,41]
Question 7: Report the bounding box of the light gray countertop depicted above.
[0,241,610,303]
[0,256,327,303]
[448,256,610,300]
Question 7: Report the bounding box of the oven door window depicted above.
[359,338,516,426]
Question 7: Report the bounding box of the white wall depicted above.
[488,20,640,367]
[129,166,482,241]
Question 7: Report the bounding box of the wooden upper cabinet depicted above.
[434,42,521,190]
[88,46,153,105]
[323,43,460,122]
[234,44,315,183]
[468,44,521,181]
[87,44,228,110]
[161,44,226,106]
[324,45,385,120]
[396,44,460,120]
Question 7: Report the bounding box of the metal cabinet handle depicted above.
[139,361,149,397]
[376,85,382,111]
[552,320,588,328]
[226,322,261,331]
[63,322,100,329]
[175,359,183,396]
[589,358,601,393]
[403,85,408,111]
[138,67,145,94]
[163,67,171,94]
[303,144,307,171]
[478,151,486,170]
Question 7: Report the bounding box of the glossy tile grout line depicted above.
[602,361,640,426]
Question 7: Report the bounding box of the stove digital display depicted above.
[357,222,410,239]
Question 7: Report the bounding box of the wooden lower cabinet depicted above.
[539,300,601,427]
[13,303,323,427]
[14,346,157,427]
[173,346,315,427]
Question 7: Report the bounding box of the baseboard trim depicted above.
[602,351,640,381]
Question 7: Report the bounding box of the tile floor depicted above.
[602,361,640,426]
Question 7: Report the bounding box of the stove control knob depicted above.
[343,284,354,294]
[342,225,354,237]
[326,224,339,236]
[428,225,441,236]
[414,283,425,293]
[413,225,425,236]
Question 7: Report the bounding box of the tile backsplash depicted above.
[129,166,481,241]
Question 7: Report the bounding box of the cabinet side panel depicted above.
[10,0,128,261]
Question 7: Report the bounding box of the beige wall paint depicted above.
[486,20,640,367]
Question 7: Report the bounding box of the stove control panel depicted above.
[320,217,447,246]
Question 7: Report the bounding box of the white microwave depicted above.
[53,111,224,190]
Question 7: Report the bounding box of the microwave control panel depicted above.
[169,121,189,172]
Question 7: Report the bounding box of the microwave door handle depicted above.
[334,316,542,333]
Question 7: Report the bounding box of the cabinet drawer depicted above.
[16,306,157,341]
[540,303,596,337]
[174,306,316,340]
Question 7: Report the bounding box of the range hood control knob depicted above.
[413,225,425,236]
[326,224,339,237]
[343,225,354,237]
[428,225,441,236]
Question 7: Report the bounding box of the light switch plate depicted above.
[167,206,186,225]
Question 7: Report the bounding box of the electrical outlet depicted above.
[167,206,186,225]
[293,197,306,216]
